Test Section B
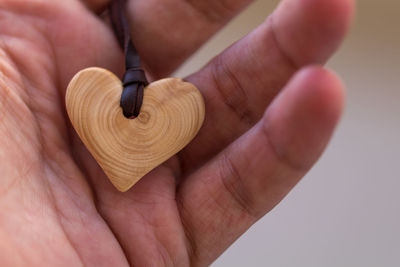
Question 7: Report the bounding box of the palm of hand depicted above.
[0,0,353,266]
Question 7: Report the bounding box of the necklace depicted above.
[65,0,205,192]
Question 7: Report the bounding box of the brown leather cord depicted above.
[109,0,148,118]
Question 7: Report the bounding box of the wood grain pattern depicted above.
[66,67,205,192]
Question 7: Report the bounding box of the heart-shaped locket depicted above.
[66,67,205,192]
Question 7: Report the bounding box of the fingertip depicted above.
[274,0,355,65]
[295,66,345,125]
[265,66,346,167]
[299,0,355,30]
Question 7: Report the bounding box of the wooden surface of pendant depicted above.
[66,67,205,192]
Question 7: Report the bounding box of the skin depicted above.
[0,0,354,266]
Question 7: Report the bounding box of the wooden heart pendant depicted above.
[66,67,205,192]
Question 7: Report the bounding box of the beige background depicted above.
[176,0,400,266]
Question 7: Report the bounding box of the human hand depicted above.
[0,0,354,266]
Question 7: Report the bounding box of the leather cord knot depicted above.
[110,0,148,118]
[120,67,148,118]
[123,68,148,88]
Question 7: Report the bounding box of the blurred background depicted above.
[176,0,400,266]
